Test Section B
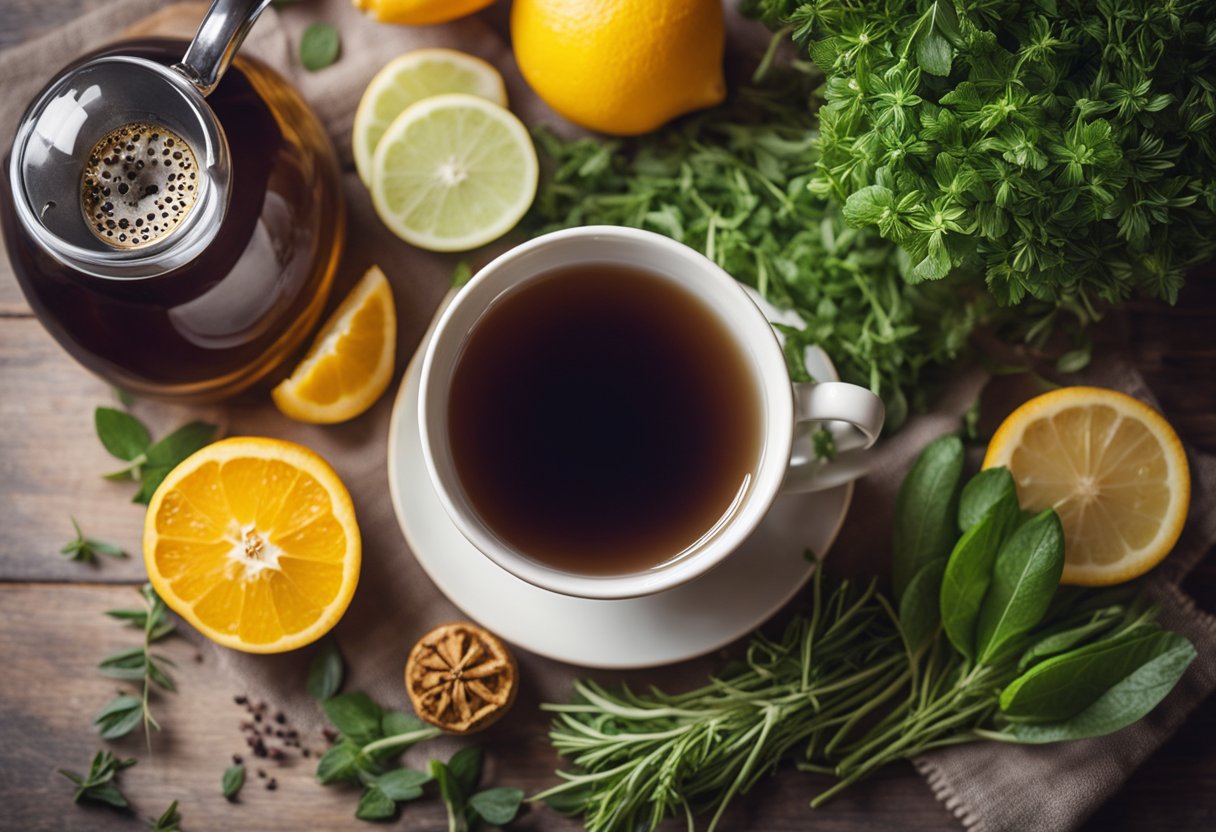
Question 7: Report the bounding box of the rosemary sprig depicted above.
[58,750,136,808]
[535,568,906,831]
[60,517,125,563]
[95,583,177,746]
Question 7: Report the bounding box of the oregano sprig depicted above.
[95,583,177,744]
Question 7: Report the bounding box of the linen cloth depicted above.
[1,2,1212,829]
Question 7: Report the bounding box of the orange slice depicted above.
[983,387,1190,586]
[272,266,397,424]
[143,437,361,653]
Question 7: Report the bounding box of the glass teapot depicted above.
[1,0,344,401]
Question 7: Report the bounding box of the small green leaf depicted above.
[452,261,473,288]
[958,467,1017,531]
[95,407,151,461]
[1056,343,1092,374]
[469,786,525,825]
[1007,633,1196,743]
[323,692,384,745]
[380,710,429,739]
[300,22,341,72]
[892,435,965,600]
[447,746,484,798]
[307,640,345,701]
[842,185,895,227]
[93,695,144,740]
[916,30,953,76]
[148,800,183,831]
[316,739,361,784]
[98,646,148,680]
[356,784,398,821]
[222,764,246,800]
[976,510,1066,664]
[376,768,431,800]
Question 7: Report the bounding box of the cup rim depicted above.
[417,226,794,599]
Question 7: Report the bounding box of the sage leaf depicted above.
[893,435,964,599]
[899,557,946,652]
[356,784,397,820]
[1017,608,1124,671]
[975,510,1065,665]
[222,764,245,800]
[300,22,340,72]
[316,739,361,785]
[93,694,144,740]
[1001,628,1186,721]
[1007,632,1196,743]
[323,692,384,745]
[307,640,345,701]
[376,768,430,800]
[448,745,484,797]
[957,467,1016,531]
[95,407,150,461]
[469,786,526,825]
[940,494,1021,660]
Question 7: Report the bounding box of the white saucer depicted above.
[386,289,853,669]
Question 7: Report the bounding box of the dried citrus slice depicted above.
[983,386,1190,586]
[405,622,518,733]
[353,49,507,187]
[272,266,397,424]
[144,437,361,653]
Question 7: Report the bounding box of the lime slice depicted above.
[353,49,507,187]
[370,94,538,252]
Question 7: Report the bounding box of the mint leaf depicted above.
[323,692,384,745]
[307,640,345,701]
[469,787,525,825]
[316,739,361,785]
[300,22,340,71]
[95,407,150,461]
[447,746,483,797]
[356,784,397,820]
[376,768,430,800]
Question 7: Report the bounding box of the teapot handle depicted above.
[173,0,272,96]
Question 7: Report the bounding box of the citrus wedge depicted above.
[354,49,507,187]
[983,386,1190,586]
[370,93,538,252]
[272,266,397,424]
[143,437,361,653]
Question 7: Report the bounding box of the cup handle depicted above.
[781,381,885,494]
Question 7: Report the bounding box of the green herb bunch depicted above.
[94,583,177,744]
[526,85,987,426]
[537,436,1196,831]
[746,0,1216,321]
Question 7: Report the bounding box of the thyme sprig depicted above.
[95,583,177,745]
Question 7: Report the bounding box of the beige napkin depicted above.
[2,2,1213,830]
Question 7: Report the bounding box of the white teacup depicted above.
[419,226,884,600]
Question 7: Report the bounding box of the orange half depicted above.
[144,437,361,653]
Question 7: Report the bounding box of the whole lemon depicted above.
[511,0,726,135]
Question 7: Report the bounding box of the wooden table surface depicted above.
[3,3,1215,831]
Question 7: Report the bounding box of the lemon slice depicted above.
[370,93,538,252]
[353,49,508,187]
[272,266,397,424]
[144,437,361,653]
[983,386,1190,586]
